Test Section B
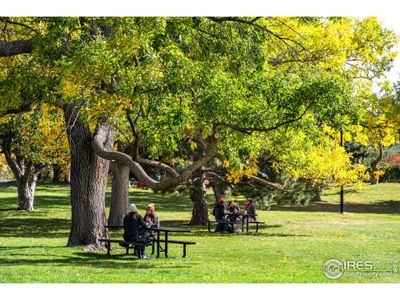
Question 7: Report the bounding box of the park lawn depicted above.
[0,181,399,283]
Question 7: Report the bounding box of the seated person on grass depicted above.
[123,204,150,258]
[212,197,231,233]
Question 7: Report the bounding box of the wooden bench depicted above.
[103,225,196,258]
[158,240,196,258]
[248,221,265,233]
[98,238,152,258]
[208,219,265,233]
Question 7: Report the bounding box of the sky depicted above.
[379,16,400,84]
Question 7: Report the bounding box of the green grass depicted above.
[0,181,399,283]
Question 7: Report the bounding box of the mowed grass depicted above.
[0,181,399,283]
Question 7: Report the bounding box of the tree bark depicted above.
[0,40,33,57]
[52,164,62,182]
[29,170,41,204]
[2,148,35,211]
[189,166,209,225]
[370,145,383,185]
[17,177,34,211]
[211,183,227,202]
[108,161,130,226]
[63,105,114,249]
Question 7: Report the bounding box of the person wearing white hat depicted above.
[123,203,149,258]
[129,204,137,212]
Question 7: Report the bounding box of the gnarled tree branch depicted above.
[251,176,285,191]
[136,157,179,178]
[92,123,217,192]
[213,100,314,135]
[0,40,32,57]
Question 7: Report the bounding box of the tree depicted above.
[1,17,398,240]
[0,105,69,210]
[348,89,400,184]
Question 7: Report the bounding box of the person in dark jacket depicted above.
[123,204,149,258]
[212,198,230,232]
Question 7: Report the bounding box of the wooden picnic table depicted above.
[103,225,194,258]
[150,226,192,258]
[208,213,264,233]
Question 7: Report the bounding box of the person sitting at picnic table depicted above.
[143,203,159,242]
[245,198,257,221]
[212,197,230,232]
[226,201,242,232]
[144,203,159,228]
[123,204,150,258]
[226,201,241,222]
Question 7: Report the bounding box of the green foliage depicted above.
[380,162,400,182]
[0,105,69,170]
[1,16,399,192]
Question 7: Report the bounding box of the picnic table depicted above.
[100,225,195,258]
[150,226,193,258]
[208,213,265,233]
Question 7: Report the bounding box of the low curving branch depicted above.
[136,157,179,178]
[92,123,217,192]
[251,176,285,191]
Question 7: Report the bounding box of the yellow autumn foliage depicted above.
[225,154,259,184]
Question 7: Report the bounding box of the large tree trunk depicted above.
[64,105,114,249]
[370,145,383,185]
[2,149,35,211]
[52,164,62,182]
[211,183,227,202]
[17,178,34,211]
[189,168,209,225]
[108,161,130,226]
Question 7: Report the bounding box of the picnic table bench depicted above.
[246,220,265,233]
[158,239,196,258]
[208,214,265,233]
[98,238,152,258]
[100,225,196,258]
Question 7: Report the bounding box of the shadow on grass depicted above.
[0,245,63,251]
[0,208,20,212]
[0,252,193,270]
[270,200,400,214]
[323,189,360,196]
[181,229,309,238]
[0,195,71,211]
[0,217,70,238]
